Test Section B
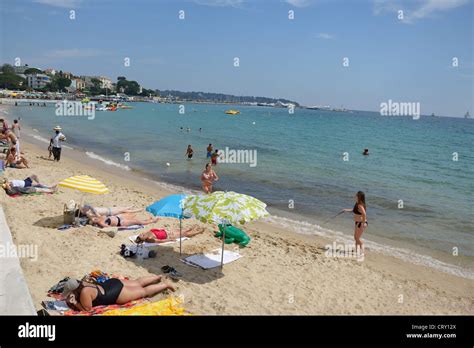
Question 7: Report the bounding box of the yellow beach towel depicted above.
[101,297,187,316]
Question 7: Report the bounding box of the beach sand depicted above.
[1,112,473,314]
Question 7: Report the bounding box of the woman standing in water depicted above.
[201,163,219,193]
[342,191,367,253]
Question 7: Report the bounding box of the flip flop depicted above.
[161,265,172,273]
[169,269,182,279]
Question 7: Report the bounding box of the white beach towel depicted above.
[181,248,242,269]
[129,235,189,247]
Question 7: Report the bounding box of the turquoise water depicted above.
[8,102,474,276]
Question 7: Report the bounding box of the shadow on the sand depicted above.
[38,155,54,161]
[33,215,64,229]
[124,245,225,285]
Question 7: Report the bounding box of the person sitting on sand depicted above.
[5,147,29,168]
[201,163,218,194]
[89,214,159,228]
[62,275,175,312]
[135,226,205,244]
[2,176,57,195]
[80,205,142,219]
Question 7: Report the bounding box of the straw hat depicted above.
[53,125,62,131]
[62,278,80,298]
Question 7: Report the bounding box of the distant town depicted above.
[0,62,349,111]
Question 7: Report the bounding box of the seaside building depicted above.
[26,74,51,89]
[70,78,85,91]
[62,71,73,79]
[44,68,57,76]
[98,76,113,90]
[13,64,30,74]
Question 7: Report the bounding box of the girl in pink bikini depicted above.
[200,163,219,194]
[135,226,205,244]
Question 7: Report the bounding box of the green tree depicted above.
[44,75,71,92]
[24,68,43,75]
[0,64,26,89]
[1,64,16,74]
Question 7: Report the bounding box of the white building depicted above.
[98,76,113,90]
[44,68,57,76]
[26,74,51,89]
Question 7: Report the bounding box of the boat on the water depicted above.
[225,109,240,115]
[465,111,470,118]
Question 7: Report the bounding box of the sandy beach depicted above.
[0,109,472,315]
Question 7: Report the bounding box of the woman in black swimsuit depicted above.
[342,191,368,253]
[89,214,159,228]
[185,145,194,159]
[63,275,175,311]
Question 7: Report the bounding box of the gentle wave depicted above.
[85,152,131,171]
[28,133,50,144]
[268,215,474,280]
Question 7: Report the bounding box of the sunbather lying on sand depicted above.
[80,205,142,218]
[2,175,57,195]
[62,275,175,311]
[135,226,206,244]
[89,214,158,228]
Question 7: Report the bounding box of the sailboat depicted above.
[465,111,470,119]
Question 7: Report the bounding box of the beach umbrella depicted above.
[59,175,109,194]
[146,194,188,255]
[182,191,269,267]
[59,175,109,223]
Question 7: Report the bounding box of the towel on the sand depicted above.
[8,191,54,198]
[101,297,186,316]
[64,299,148,316]
[129,235,189,247]
[118,225,144,231]
[181,248,242,269]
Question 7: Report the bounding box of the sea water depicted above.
[9,102,474,278]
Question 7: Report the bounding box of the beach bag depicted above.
[63,200,79,224]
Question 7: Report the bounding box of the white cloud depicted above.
[44,48,104,58]
[373,0,470,23]
[317,33,334,40]
[33,0,82,8]
[193,0,245,7]
[285,0,313,7]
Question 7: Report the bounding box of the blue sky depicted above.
[0,0,472,116]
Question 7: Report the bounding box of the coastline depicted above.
[0,107,472,314]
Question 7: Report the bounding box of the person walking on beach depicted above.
[12,119,20,139]
[201,163,218,194]
[185,145,194,159]
[206,144,213,159]
[342,191,368,254]
[50,126,66,162]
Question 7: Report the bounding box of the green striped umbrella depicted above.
[182,191,269,267]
